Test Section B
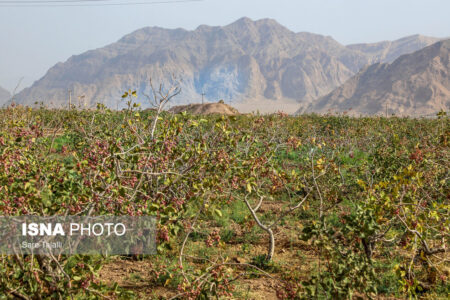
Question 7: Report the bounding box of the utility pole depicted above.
[68,89,72,109]
[201,92,205,105]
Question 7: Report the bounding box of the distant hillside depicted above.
[12,17,440,109]
[347,34,441,63]
[0,86,10,105]
[300,40,450,116]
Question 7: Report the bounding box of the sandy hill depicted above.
[299,40,450,116]
[169,102,239,115]
[11,18,439,109]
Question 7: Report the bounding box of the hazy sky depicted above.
[1,0,449,92]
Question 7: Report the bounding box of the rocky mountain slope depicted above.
[347,34,441,63]
[0,86,10,105]
[300,40,450,116]
[11,18,441,109]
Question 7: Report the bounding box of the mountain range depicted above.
[300,40,450,116]
[10,17,442,111]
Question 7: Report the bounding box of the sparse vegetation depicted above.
[0,99,448,299]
